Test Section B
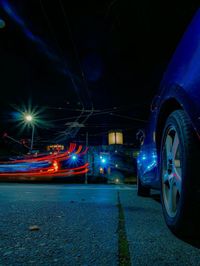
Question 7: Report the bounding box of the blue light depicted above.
[24,28,40,43]
[72,155,77,160]
[0,18,5,29]
[101,158,106,164]
[1,0,75,85]
[0,161,51,173]
[1,1,59,62]
[2,0,25,27]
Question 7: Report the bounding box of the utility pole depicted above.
[85,131,88,184]
[30,125,35,152]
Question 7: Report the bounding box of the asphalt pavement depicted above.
[0,183,200,266]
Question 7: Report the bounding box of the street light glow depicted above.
[25,114,33,122]
[12,104,51,152]
[72,155,77,160]
[101,158,106,163]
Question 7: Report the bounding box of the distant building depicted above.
[47,144,64,152]
[87,130,138,183]
[108,130,123,145]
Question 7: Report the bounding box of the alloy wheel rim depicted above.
[162,126,182,218]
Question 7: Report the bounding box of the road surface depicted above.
[0,183,200,265]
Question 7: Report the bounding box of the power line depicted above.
[39,0,85,112]
[58,0,94,111]
[40,0,96,139]
[39,0,94,140]
[109,113,147,123]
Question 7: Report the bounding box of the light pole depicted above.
[24,114,35,152]
[85,131,88,184]
[30,124,35,151]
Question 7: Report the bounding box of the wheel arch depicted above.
[156,98,182,151]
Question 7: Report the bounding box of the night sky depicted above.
[0,0,199,147]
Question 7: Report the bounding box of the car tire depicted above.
[137,175,150,197]
[160,110,200,237]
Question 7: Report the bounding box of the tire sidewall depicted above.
[160,111,188,231]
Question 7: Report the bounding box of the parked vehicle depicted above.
[137,9,200,237]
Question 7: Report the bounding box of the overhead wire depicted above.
[109,113,147,122]
[38,2,148,143]
[39,0,86,140]
[58,0,94,139]
[39,4,85,117]
[41,0,95,140]
[39,0,84,109]
[58,0,94,111]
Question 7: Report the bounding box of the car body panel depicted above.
[159,9,200,134]
[137,8,200,189]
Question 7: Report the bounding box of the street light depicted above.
[24,114,35,152]
[25,115,33,122]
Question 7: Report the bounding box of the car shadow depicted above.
[150,192,200,248]
[150,192,161,203]
[179,237,200,249]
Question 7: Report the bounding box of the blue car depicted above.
[137,9,200,236]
